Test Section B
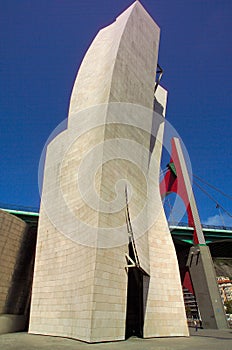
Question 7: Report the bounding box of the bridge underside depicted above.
[173,237,232,260]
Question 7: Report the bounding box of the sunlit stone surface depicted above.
[29,2,188,342]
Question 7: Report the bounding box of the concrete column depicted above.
[187,245,228,329]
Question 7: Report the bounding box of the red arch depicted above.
[160,138,203,245]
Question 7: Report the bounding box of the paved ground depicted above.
[0,328,232,350]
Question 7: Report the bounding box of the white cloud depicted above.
[203,213,232,227]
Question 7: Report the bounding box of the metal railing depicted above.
[0,202,39,213]
[169,221,232,231]
[1,203,232,231]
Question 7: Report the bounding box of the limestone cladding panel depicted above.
[29,206,97,341]
[143,211,188,337]
[68,1,159,122]
[141,87,188,337]
[109,4,159,108]
[30,1,189,342]
[0,210,28,313]
[90,246,128,342]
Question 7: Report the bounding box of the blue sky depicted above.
[0,0,232,226]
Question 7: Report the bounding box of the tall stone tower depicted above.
[29,1,189,342]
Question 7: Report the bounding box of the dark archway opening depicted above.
[125,242,145,339]
[126,271,144,338]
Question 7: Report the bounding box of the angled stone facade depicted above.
[0,209,36,333]
[29,1,188,342]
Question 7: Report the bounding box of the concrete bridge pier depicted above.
[187,244,228,329]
